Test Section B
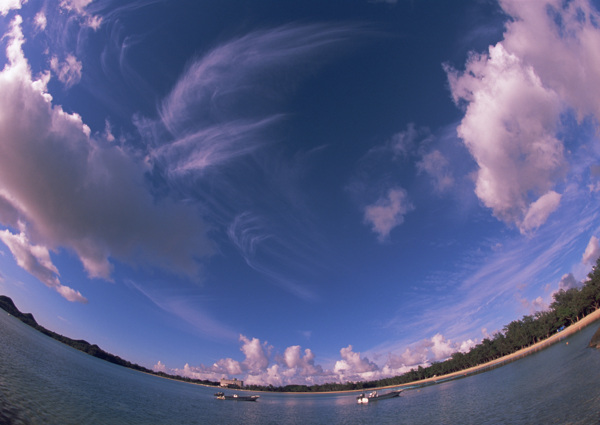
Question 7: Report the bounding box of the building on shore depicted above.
[220,378,243,388]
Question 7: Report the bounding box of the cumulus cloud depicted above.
[0,0,23,16]
[334,345,379,381]
[582,235,600,266]
[283,345,323,377]
[557,273,580,292]
[500,0,600,122]
[446,43,564,233]
[445,0,600,233]
[153,360,167,373]
[155,335,328,386]
[0,228,87,303]
[240,335,271,373]
[519,295,547,314]
[50,54,83,88]
[0,17,211,292]
[157,332,479,386]
[364,187,413,241]
[388,333,476,370]
[447,0,600,234]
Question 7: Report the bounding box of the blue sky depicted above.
[1,0,600,386]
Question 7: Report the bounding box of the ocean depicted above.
[1,312,599,424]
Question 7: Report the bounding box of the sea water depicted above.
[1,312,600,425]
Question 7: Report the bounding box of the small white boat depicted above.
[214,391,260,401]
[357,390,402,404]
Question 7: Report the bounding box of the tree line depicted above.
[246,257,600,392]
[2,256,600,393]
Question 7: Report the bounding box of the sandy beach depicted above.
[383,308,600,391]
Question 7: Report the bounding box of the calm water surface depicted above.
[1,312,599,424]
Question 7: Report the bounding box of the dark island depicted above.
[2,256,600,393]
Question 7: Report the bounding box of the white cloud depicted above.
[50,54,83,88]
[582,235,600,265]
[33,11,46,31]
[283,345,323,377]
[364,187,413,241]
[520,190,562,235]
[333,345,379,381]
[446,43,564,233]
[153,360,167,373]
[558,273,579,292]
[387,333,474,370]
[500,0,600,122]
[157,336,329,386]
[153,23,360,176]
[240,335,271,373]
[59,0,102,29]
[0,0,24,16]
[227,211,317,301]
[447,0,600,234]
[214,358,243,376]
[60,0,92,13]
[519,295,547,314]
[159,333,479,386]
[417,149,455,193]
[0,229,87,303]
[0,17,211,290]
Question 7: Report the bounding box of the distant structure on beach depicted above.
[220,378,244,388]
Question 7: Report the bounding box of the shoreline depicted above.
[5,294,598,395]
[271,308,600,395]
[374,308,600,393]
[150,309,600,395]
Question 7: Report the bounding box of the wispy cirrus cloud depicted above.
[149,23,364,177]
[228,211,319,301]
[126,279,238,341]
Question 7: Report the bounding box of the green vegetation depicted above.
[246,257,600,392]
[2,257,600,393]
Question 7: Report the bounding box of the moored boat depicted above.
[214,391,260,401]
[356,390,402,404]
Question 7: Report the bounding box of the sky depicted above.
[1,0,600,387]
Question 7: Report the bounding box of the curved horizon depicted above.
[1,0,600,387]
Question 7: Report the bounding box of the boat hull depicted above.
[357,390,402,404]
[214,392,259,401]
